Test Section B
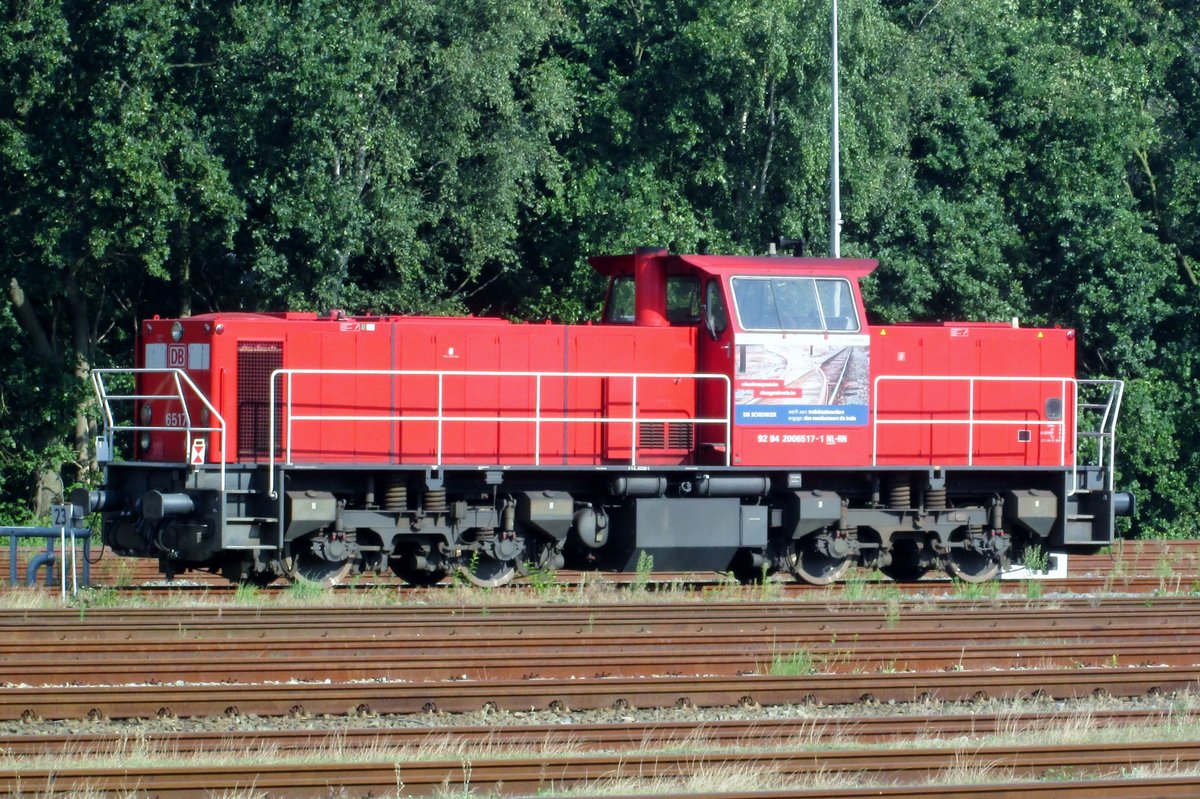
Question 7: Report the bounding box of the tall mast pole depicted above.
[830,0,842,258]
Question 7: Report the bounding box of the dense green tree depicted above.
[199,0,572,315]
[1,1,242,509]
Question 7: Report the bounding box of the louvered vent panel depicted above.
[237,342,283,459]
[638,422,665,449]
[638,422,693,451]
[668,422,694,450]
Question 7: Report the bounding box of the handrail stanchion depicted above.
[1059,379,1066,470]
[286,372,295,465]
[534,374,542,466]
[724,375,732,466]
[630,376,639,465]
[437,373,444,468]
[967,377,975,466]
[1070,380,1080,495]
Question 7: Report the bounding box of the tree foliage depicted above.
[0,0,1197,534]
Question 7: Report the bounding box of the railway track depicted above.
[2,598,1200,721]
[2,546,1199,797]
[7,666,1197,722]
[1,707,1192,757]
[6,740,1200,797]
[3,601,1200,689]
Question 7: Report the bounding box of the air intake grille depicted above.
[237,341,283,459]
[638,422,694,451]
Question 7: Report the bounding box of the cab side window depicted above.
[666,276,701,324]
[703,280,728,338]
[605,277,635,323]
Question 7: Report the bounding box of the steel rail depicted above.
[2,616,1197,656]
[0,665,1197,721]
[4,596,1200,629]
[7,740,1200,797]
[562,779,1200,799]
[2,636,1199,687]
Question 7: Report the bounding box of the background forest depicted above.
[0,0,1196,535]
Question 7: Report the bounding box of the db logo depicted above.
[168,344,187,368]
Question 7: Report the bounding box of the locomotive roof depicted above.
[590,252,878,278]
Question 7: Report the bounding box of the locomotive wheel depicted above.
[458,555,517,588]
[516,536,560,577]
[788,539,852,585]
[944,531,1001,583]
[283,554,353,587]
[282,537,353,588]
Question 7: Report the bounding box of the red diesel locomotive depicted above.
[77,248,1134,586]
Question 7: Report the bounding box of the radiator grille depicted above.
[638,422,694,451]
[237,341,283,459]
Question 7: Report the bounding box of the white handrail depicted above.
[872,374,1071,467]
[1075,379,1124,492]
[90,368,228,492]
[871,374,1123,496]
[267,368,732,499]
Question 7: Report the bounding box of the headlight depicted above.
[140,404,153,426]
[171,321,184,342]
[139,433,152,452]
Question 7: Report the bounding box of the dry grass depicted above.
[8,697,1200,775]
[545,761,864,796]
[9,700,1200,799]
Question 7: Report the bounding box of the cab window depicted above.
[731,276,859,332]
[703,280,728,337]
[816,279,860,331]
[605,278,636,323]
[604,276,701,324]
[666,276,700,323]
